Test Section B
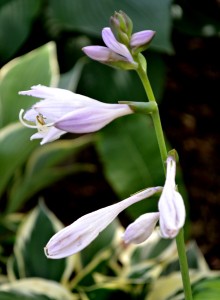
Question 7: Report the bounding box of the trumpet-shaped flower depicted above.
[45,187,162,259]
[123,212,159,244]
[19,85,133,144]
[158,156,186,238]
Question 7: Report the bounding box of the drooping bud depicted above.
[158,154,186,239]
[45,187,162,258]
[123,212,159,244]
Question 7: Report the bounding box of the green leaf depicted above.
[58,57,87,91]
[95,114,164,219]
[0,123,38,198]
[0,291,50,300]
[0,0,42,63]
[0,278,76,300]
[49,0,173,53]
[8,202,70,281]
[0,42,59,127]
[86,287,133,300]
[7,135,94,213]
[130,233,173,265]
[193,277,220,300]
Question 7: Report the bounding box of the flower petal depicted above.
[54,104,133,133]
[130,30,156,48]
[30,126,66,145]
[19,85,75,101]
[102,27,133,62]
[19,85,101,106]
[82,46,110,61]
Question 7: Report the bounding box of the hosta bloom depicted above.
[45,187,162,259]
[158,155,186,238]
[123,212,160,244]
[82,27,137,69]
[19,85,133,144]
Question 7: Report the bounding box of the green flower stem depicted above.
[136,63,193,300]
[136,65,167,169]
[176,228,193,300]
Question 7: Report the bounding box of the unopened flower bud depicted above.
[158,155,186,238]
[45,187,162,258]
[123,212,159,244]
[110,11,133,39]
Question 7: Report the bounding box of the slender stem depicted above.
[136,62,193,299]
[176,229,193,300]
[136,65,167,170]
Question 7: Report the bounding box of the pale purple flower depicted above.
[123,212,159,244]
[82,27,137,69]
[158,156,186,238]
[44,187,162,259]
[19,85,133,145]
[130,30,156,53]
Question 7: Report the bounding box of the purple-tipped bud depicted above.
[118,10,133,37]
[130,30,156,54]
[111,11,133,38]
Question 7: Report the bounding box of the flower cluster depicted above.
[82,11,155,69]
[44,155,185,259]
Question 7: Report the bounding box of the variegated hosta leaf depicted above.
[7,202,74,282]
[0,42,59,128]
[0,278,77,300]
[0,123,39,198]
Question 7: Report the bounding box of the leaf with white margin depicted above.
[7,201,74,283]
[0,278,77,300]
[0,42,59,127]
